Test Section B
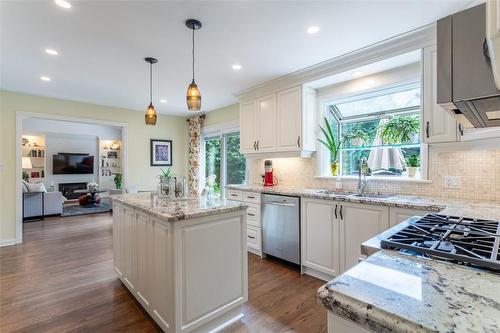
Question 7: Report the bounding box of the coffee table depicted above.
[74,189,107,207]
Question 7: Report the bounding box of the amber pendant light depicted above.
[186,19,202,111]
[144,57,158,125]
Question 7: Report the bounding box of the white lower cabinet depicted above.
[226,189,263,256]
[301,198,340,279]
[301,199,389,280]
[339,202,389,272]
[389,207,434,228]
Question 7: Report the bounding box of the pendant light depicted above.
[186,19,202,111]
[144,57,158,125]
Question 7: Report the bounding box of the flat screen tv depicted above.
[53,153,94,174]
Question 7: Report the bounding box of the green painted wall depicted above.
[203,104,239,127]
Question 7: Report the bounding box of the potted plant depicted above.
[378,115,420,144]
[342,130,368,147]
[405,154,420,178]
[318,112,341,176]
[113,173,123,189]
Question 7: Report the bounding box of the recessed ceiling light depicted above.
[54,0,71,9]
[232,64,242,70]
[306,26,320,34]
[352,71,363,78]
[45,48,58,56]
[160,99,167,103]
[40,76,51,82]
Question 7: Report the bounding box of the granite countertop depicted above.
[317,250,500,333]
[226,185,500,215]
[112,192,247,222]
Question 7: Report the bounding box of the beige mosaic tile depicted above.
[248,148,500,203]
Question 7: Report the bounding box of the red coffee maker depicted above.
[263,160,277,186]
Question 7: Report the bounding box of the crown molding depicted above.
[233,23,436,101]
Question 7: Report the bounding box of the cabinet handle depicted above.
[230,194,238,197]
[458,123,464,136]
[248,235,256,239]
[247,213,255,217]
[247,196,255,199]
[256,141,259,150]
[334,204,338,219]
[253,141,257,151]
[297,136,301,148]
[339,205,343,220]
[426,121,430,138]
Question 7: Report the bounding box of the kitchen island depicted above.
[112,193,248,333]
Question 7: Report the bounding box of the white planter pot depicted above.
[407,167,418,178]
[351,138,364,147]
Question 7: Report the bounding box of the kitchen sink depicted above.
[314,190,351,196]
[350,193,392,199]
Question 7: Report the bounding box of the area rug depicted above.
[62,197,112,217]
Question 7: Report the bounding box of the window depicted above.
[322,83,423,179]
[202,130,246,196]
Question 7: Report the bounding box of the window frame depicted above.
[316,83,429,182]
[200,122,249,196]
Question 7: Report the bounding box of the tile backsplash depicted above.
[249,148,500,203]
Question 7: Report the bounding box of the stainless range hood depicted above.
[437,3,500,128]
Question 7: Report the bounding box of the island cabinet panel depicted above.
[174,214,247,332]
[301,198,340,278]
[388,207,434,228]
[112,199,247,333]
[112,201,123,277]
[340,203,389,272]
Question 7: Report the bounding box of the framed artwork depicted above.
[107,151,118,159]
[150,139,172,166]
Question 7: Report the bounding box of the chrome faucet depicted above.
[357,158,371,195]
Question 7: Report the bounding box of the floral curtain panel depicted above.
[187,115,204,194]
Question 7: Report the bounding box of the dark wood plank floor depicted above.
[0,213,327,333]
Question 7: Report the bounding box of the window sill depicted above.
[314,175,432,184]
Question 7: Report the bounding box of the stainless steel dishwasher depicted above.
[261,194,300,265]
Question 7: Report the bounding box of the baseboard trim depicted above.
[0,238,17,247]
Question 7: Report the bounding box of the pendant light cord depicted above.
[192,27,195,81]
[150,61,153,104]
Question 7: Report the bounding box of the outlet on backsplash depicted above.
[443,176,460,189]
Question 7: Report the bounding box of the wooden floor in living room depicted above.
[0,213,327,333]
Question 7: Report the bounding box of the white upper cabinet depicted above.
[256,93,277,153]
[422,45,459,144]
[239,99,258,154]
[239,85,316,157]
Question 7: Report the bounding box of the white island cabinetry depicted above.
[112,194,248,333]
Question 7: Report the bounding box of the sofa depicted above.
[23,183,64,219]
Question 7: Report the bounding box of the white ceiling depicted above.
[0,0,473,116]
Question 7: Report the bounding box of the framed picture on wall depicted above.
[150,139,172,166]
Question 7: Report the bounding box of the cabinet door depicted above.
[277,86,302,152]
[151,219,172,330]
[389,207,433,228]
[136,211,151,307]
[112,202,122,276]
[423,45,458,143]
[240,99,257,154]
[255,93,277,152]
[301,199,340,276]
[340,203,389,272]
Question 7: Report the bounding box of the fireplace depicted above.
[59,182,87,200]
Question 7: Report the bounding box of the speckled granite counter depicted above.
[317,250,500,333]
[112,192,247,222]
[227,185,500,216]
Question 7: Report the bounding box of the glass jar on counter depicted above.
[158,176,176,198]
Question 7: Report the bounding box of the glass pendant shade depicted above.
[186,79,201,111]
[145,102,157,125]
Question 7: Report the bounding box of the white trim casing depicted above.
[14,111,129,245]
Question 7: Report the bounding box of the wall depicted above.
[203,104,239,127]
[45,133,98,190]
[0,90,188,242]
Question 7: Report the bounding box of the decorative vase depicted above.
[407,167,418,178]
[330,161,339,176]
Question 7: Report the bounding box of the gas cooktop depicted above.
[381,214,500,272]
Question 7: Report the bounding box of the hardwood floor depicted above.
[0,213,327,333]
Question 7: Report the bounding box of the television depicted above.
[53,153,94,174]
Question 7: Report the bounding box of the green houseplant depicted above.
[378,115,420,144]
[113,173,123,189]
[405,154,420,178]
[318,112,341,176]
[342,130,368,147]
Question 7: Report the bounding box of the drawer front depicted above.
[243,191,260,204]
[246,203,261,227]
[226,190,243,201]
[247,225,262,251]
